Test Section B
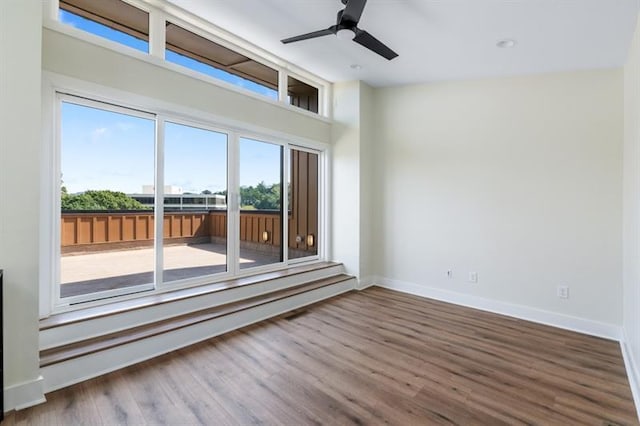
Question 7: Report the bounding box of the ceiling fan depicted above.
[281,0,398,61]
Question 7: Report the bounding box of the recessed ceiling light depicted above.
[496,39,517,48]
[350,64,363,70]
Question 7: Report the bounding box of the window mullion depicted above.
[278,70,288,104]
[149,9,166,60]
[228,131,240,276]
[154,117,166,288]
[45,0,59,22]
[50,92,65,313]
[282,144,290,264]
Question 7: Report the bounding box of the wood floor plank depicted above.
[5,288,638,425]
[85,372,147,425]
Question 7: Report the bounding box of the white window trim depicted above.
[286,144,324,266]
[54,94,161,307]
[40,72,329,317]
[44,0,332,118]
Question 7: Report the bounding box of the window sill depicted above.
[40,260,338,330]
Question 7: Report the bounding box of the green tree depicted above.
[61,190,149,211]
[236,181,281,210]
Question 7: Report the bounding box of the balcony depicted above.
[61,210,316,299]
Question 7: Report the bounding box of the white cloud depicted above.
[90,127,108,143]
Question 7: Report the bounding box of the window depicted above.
[288,148,319,260]
[166,22,278,100]
[53,93,323,309]
[59,99,155,300]
[239,138,283,270]
[163,122,228,282]
[54,2,326,115]
[288,76,319,114]
[59,0,149,53]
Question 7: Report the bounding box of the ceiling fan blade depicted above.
[281,27,336,44]
[353,29,398,60]
[342,0,367,24]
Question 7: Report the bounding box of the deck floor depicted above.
[61,243,280,298]
[6,287,638,425]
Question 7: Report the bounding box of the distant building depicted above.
[131,185,226,210]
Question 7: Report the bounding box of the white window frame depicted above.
[44,0,331,118]
[54,94,160,307]
[41,72,329,317]
[156,116,234,290]
[286,144,324,265]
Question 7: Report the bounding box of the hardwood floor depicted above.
[6,287,639,425]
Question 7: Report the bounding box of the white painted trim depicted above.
[374,277,622,341]
[621,333,640,421]
[41,278,355,393]
[148,9,165,60]
[282,143,290,265]
[40,264,346,349]
[42,0,58,23]
[4,376,46,412]
[154,116,165,288]
[356,276,375,290]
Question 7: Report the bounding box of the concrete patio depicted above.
[61,242,281,298]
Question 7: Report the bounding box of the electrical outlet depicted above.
[557,285,569,299]
[447,270,453,279]
[468,272,478,283]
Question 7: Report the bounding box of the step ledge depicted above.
[40,274,353,367]
[40,261,341,331]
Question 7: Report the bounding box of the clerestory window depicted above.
[59,0,149,53]
[55,0,323,114]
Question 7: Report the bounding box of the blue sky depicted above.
[59,10,282,195]
[62,103,282,195]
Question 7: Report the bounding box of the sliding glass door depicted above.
[163,122,228,283]
[238,137,283,270]
[288,148,319,261]
[56,93,322,308]
[59,100,156,300]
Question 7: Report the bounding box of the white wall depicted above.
[623,12,640,412]
[0,0,45,411]
[331,82,361,276]
[373,69,623,328]
[331,80,376,281]
[359,83,375,283]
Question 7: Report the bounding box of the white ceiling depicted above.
[166,0,639,87]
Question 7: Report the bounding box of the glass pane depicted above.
[165,22,278,100]
[287,76,319,113]
[163,122,228,282]
[239,138,283,269]
[59,0,149,53]
[60,101,155,299]
[288,149,319,260]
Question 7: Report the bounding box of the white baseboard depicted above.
[621,334,640,421]
[4,376,46,412]
[374,276,622,341]
[356,276,375,290]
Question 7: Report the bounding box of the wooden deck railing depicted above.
[61,210,299,253]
